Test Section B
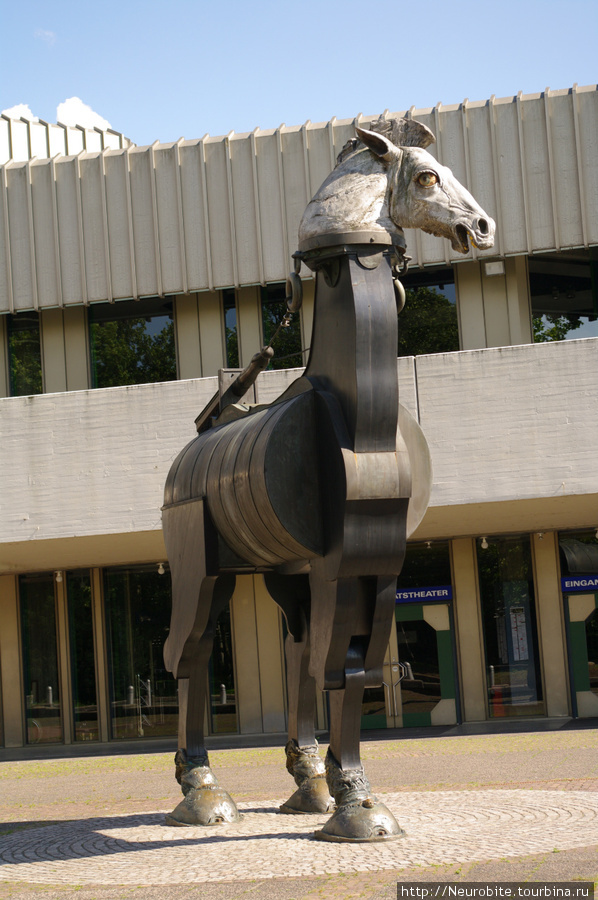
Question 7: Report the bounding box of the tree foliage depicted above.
[8,327,43,395]
[90,318,176,388]
[532,313,584,343]
[262,297,303,370]
[398,286,459,357]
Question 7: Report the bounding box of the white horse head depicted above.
[298,117,495,254]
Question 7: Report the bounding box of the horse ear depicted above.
[355,126,401,162]
[395,118,436,149]
[368,116,436,150]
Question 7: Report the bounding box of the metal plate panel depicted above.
[6,163,35,310]
[79,155,110,302]
[229,136,260,285]
[29,161,59,307]
[129,147,159,297]
[104,150,134,300]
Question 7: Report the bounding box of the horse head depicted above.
[298,116,495,254]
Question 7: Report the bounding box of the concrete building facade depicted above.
[0,87,597,749]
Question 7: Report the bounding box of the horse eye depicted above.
[417,171,438,187]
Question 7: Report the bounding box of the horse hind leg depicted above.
[280,631,334,815]
[313,576,404,842]
[263,573,333,815]
[166,574,240,827]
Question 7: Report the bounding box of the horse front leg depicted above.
[165,576,239,827]
[311,575,404,842]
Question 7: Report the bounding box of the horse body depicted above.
[162,118,495,841]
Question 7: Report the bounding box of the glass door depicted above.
[477,535,545,718]
[394,602,458,727]
[361,602,458,729]
[564,592,598,717]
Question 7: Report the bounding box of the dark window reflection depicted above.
[7,312,43,395]
[398,268,459,357]
[476,536,545,718]
[208,606,237,734]
[222,289,239,368]
[20,574,63,743]
[397,541,452,591]
[104,565,178,739]
[531,255,598,343]
[261,283,302,369]
[67,571,98,742]
[89,298,176,388]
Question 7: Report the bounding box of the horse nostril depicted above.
[478,218,489,235]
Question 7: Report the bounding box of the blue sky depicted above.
[1,0,597,147]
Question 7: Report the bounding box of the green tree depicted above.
[532,313,584,343]
[398,286,459,357]
[90,318,176,388]
[262,296,303,370]
[8,326,43,395]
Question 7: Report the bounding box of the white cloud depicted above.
[1,103,39,121]
[34,29,56,46]
[56,97,111,131]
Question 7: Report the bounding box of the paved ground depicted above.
[0,721,597,899]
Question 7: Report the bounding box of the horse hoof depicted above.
[313,797,404,842]
[165,786,240,826]
[279,777,334,815]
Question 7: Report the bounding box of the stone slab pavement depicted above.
[0,722,597,899]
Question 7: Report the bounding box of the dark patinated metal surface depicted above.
[162,114,494,840]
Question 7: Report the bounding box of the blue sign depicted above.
[561,575,598,593]
[396,585,453,603]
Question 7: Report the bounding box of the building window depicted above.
[103,564,178,740]
[531,254,598,343]
[398,267,459,357]
[67,570,98,742]
[89,297,176,388]
[261,283,302,369]
[476,535,545,718]
[208,606,237,734]
[20,573,63,744]
[222,289,239,367]
[7,312,43,395]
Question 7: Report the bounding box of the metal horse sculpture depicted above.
[162,116,495,841]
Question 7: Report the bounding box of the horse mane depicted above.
[336,115,436,166]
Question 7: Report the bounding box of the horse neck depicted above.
[303,249,399,454]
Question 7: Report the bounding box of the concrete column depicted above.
[236,286,262,367]
[531,532,571,717]
[63,306,90,391]
[0,316,9,397]
[197,290,225,376]
[253,575,286,733]
[40,308,67,393]
[455,257,532,351]
[230,575,262,733]
[91,568,110,742]
[54,572,73,744]
[41,307,90,393]
[0,575,25,746]
[505,256,533,346]
[174,293,202,380]
[300,278,315,365]
[451,538,487,721]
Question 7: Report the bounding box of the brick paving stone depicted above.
[0,790,597,887]
[1,728,597,897]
